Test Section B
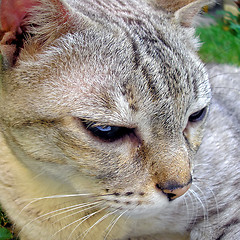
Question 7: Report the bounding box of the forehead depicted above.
[39,8,210,127]
[56,31,209,126]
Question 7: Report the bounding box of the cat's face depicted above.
[0,0,211,217]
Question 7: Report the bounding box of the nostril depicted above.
[162,184,191,201]
[155,183,162,190]
[155,181,192,201]
[165,192,176,201]
[155,183,177,200]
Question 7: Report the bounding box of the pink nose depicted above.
[155,179,192,201]
[161,184,191,200]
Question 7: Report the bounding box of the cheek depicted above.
[184,122,205,151]
[58,122,142,176]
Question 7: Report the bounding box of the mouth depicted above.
[100,189,175,219]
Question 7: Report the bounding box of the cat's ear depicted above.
[174,0,216,27]
[0,0,72,67]
[148,0,216,27]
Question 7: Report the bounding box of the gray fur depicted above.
[0,0,239,239]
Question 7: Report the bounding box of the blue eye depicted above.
[82,120,132,142]
[96,126,112,132]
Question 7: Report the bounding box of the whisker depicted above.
[44,201,102,222]
[189,188,208,234]
[67,205,109,240]
[32,193,95,200]
[16,203,89,238]
[209,71,240,81]
[206,186,219,227]
[193,178,220,231]
[193,184,209,229]
[15,193,97,238]
[103,214,119,239]
[53,201,104,224]
[52,206,108,240]
[183,194,191,225]
[80,208,119,240]
[213,86,240,93]
[16,193,95,220]
[103,209,128,240]
[185,191,198,226]
[187,189,199,227]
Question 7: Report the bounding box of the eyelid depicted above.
[80,119,134,142]
[81,120,106,128]
[188,107,207,122]
[80,118,131,129]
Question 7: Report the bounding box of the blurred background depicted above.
[196,0,240,66]
[0,1,240,240]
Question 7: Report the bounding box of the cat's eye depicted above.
[188,107,207,122]
[82,120,132,142]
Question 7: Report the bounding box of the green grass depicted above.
[0,208,13,240]
[196,19,240,66]
[0,12,239,240]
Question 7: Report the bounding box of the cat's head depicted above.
[0,0,212,216]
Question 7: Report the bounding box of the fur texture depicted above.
[0,0,239,239]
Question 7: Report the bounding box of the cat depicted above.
[0,0,239,239]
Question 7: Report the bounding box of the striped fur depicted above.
[0,0,239,239]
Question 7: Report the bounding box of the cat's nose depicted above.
[156,180,192,201]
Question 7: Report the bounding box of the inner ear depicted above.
[174,0,216,27]
[0,0,37,67]
[147,0,196,13]
[0,0,71,68]
[148,0,215,27]
[0,32,23,67]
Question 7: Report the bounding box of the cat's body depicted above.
[0,0,239,239]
